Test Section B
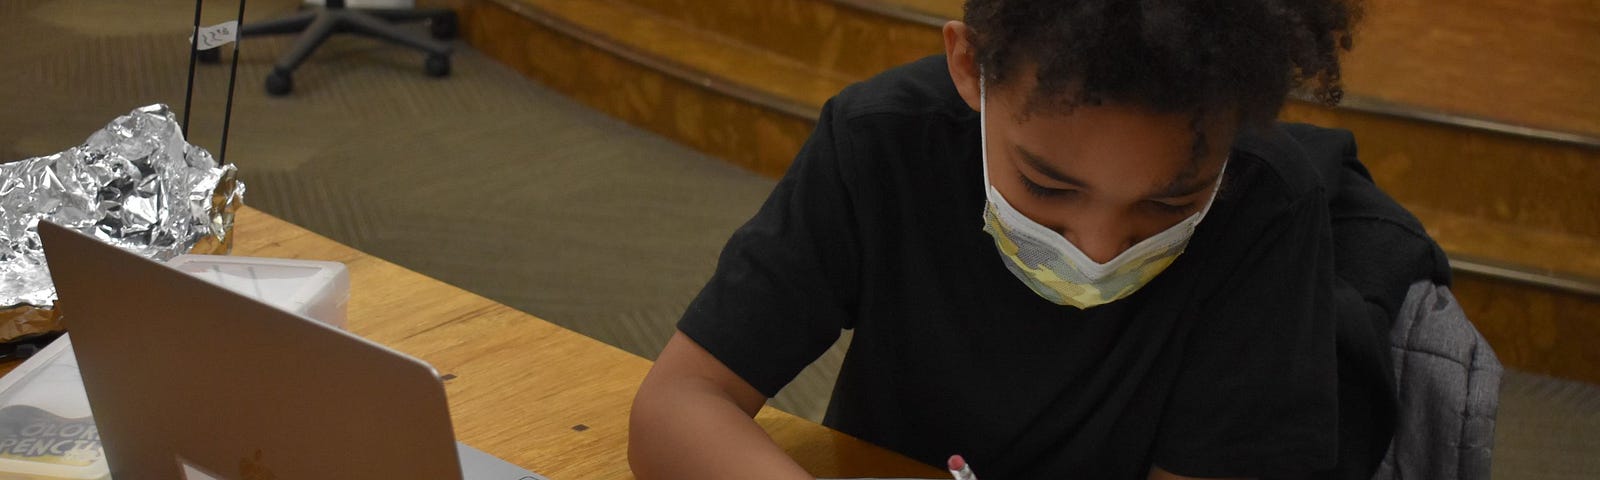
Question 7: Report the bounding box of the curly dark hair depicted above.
[964,0,1362,134]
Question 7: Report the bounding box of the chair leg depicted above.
[273,13,340,73]
[362,7,453,24]
[342,13,452,56]
[239,10,318,37]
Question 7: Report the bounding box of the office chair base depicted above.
[266,69,294,96]
[425,54,450,77]
[197,5,456,95]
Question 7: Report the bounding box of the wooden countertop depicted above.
[3,208,943,479]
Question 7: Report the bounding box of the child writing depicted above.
[630,1,1444,478]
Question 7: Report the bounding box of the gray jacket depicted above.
[1372,281,1502,480]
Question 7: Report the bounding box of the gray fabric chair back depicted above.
[1372,281,1502,480]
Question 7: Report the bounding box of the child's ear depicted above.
[943,21,982,113]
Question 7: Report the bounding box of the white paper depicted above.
[191,21,239,50]
[178,457,226,480]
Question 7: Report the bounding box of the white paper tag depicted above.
[190,21,239,50]
[178,457,227,480]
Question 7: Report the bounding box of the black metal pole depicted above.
[218,0,247,165]
[181,0,204,136]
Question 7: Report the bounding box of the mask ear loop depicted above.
[977,70,992,189]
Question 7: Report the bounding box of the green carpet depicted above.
[0,0,1594,477]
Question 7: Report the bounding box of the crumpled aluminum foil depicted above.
[0,104,244,342]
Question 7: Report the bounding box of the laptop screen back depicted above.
[40,221,464,480]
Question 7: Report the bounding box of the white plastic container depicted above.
[165,255,350,329]
[0,336,107,480]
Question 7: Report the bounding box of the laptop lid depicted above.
[39,221,465,480]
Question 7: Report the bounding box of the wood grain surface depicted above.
[1453,271,1600,386]
[461,0,818,177]
[0,208,943,479]
[613,0,945,80]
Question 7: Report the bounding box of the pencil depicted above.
[947,455,977,480]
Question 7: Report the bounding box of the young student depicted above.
[630,0,1449,478]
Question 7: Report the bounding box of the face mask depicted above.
[978,79,1225,309]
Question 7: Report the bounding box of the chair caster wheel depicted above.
[425,54,451,77]
[429,12,458,40]
[197,48,221,63]
[266,70,293,96]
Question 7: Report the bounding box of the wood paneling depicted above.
[1344,0,1600,137]
[611,0,944,80]
[1454,272,1600,385]
[460,0,817,177]
[507,0,852,110]
[1412,206,1600,283]
[1281,102,1600,240]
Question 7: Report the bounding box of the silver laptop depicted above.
[39,221,545,480]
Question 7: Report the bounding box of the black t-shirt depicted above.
[678,56,1448,479]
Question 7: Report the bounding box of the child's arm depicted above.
[1149,465,1250,480]
[629,331,814,480]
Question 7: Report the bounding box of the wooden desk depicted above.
[111,207,936,479]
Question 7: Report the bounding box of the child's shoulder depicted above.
[830,55,974,124]
[1231,122,1357,204]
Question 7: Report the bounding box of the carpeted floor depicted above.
[1,1,1595,477]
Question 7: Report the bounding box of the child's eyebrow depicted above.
[1151,169,1221,199]
[1016,146,1090,189]
[1019,144,1219,199]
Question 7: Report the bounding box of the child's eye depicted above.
[1019,173,1073,198]
[1148,200,1195,214]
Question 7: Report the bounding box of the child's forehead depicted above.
[992,99,1233,195]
